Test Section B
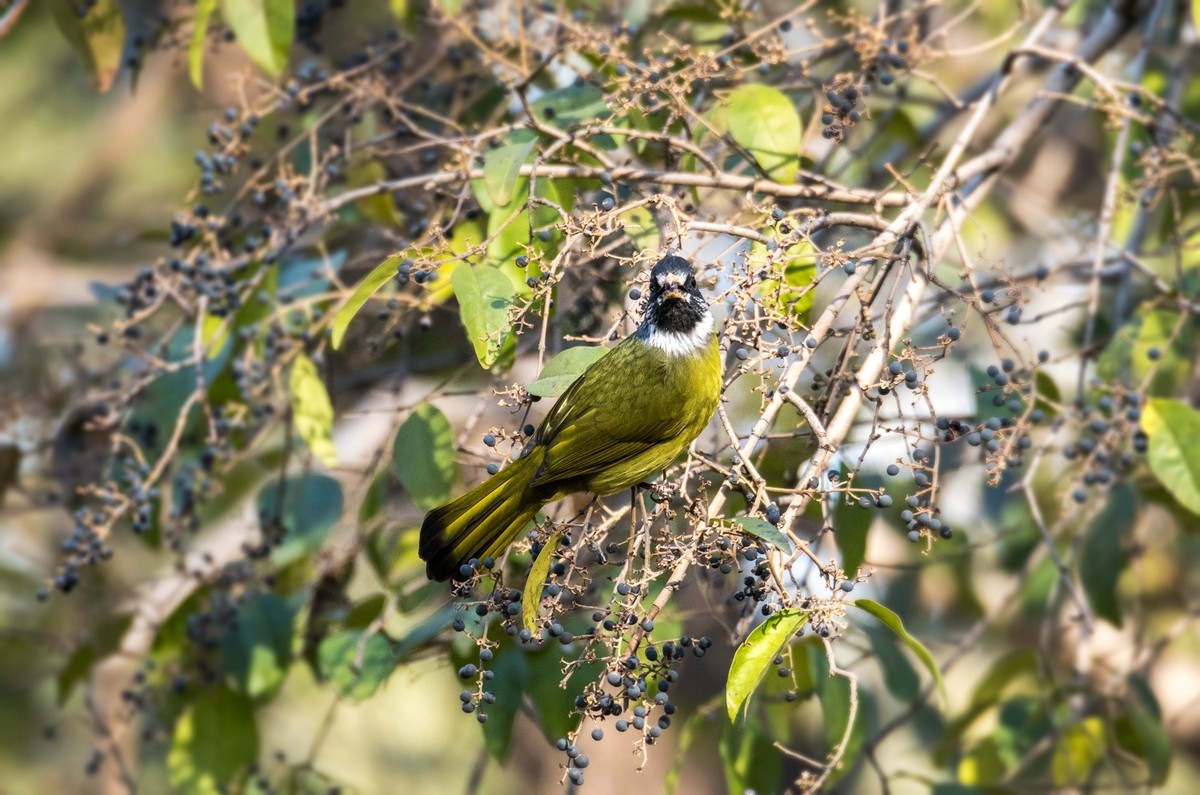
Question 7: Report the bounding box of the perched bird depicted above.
[419,255,722,581]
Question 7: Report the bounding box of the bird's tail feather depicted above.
[419,452,545,581]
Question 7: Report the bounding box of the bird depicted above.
[419,255,722,581]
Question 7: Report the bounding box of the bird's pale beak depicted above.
[661,274,686,300]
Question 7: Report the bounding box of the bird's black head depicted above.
[642,256,708,334]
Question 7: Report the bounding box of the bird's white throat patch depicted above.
[643,311,714,357]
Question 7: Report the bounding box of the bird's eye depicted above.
[685,275,696,288]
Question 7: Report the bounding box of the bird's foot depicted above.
[649,480,677,504]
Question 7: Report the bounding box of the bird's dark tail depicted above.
[419,450,546,581]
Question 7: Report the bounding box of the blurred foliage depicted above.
[1,0,1199,794]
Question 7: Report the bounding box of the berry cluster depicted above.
[820,85,863,142]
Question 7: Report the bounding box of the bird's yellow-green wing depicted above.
[529,338,695,488]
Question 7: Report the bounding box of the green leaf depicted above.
[168,686,259,795]
[56,613,132,707]
[833,489,871,576]
[331,255,399,349]
[48,0,126,92]
[220,0,293,76]
[358,467,388,528]
[347,159,402,226]
[1051,717,1106,787]
[189,0,218,89]
[865,624,920,702]
[257,474,344,567]
[288,354,337,467]
[482,133,537,208]
[729,516,793,553]
[1115,678,1171,785]
[850,599,945,704]
[218,592,296,699]
[1142,398,1200,514]
[1081,484,1132,627]
[0,443,20,507]
[723,84,802,182]
[393,403,457,511]
[1034,370,1062,418]
[393,605,457,661]
[484,176,570,280]
[345,594,387,630]
[1097,308,1195,396]
[719,719,783,795]
[525,346,609,398]
[663,710,704,795]
[726,608,809,722]
[523,645,600,743]
[532,83,611,128]
[57,644,96,707]
[522,530,563,634]
[452,265,516,369]
[482,646,530,760]
[935,650,1039,764]
[317,631,395,700]
[819,674,867,785]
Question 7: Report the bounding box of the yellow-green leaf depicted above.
[525,346,609,398]
[522,530,563,634]
[751,238,816,321]
[389,0,420,30]
[417,218,486,309]
[484,176,568,286]
[189,0,218,89]
[850,599,945,704]
[347,159,402,226]
[289,354,337,467]
[221,0,294,76]
[726,608,809,722]
[451,265,516,369]
[1052,717,1107,787]
[723,84,802,182]
[168,686,259,795]
[331,256,399,350]
[621,205,659,252]
[1142,398,1200,514]
[49,0,127,93]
